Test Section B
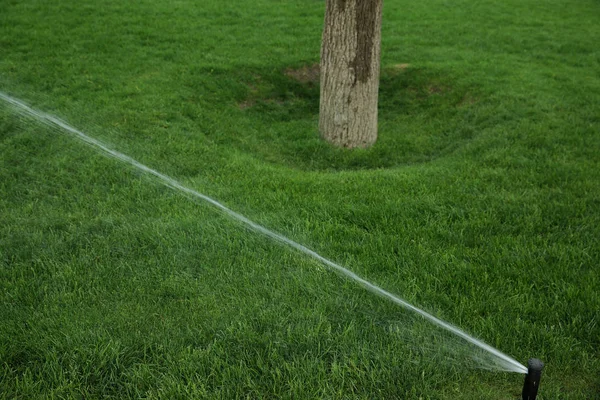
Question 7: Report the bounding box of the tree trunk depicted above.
[319,0,383,148]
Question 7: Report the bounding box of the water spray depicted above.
[522,358,544,400]
[1,90,530,377]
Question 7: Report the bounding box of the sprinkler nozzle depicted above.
[522,358,544,400]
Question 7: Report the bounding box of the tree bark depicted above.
[319,0,383,148]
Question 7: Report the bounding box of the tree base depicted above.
[319,0,383,149]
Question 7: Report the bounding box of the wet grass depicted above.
[1,0,599,398]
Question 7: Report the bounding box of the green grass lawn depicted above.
[1,0,599,398]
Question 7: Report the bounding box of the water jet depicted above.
[0,90,530,376]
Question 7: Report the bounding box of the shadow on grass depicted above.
[184,64,480,171]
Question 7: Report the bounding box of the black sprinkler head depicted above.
[522,358,544,400]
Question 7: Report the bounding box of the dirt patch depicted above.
[458,94,478,107]
[384,63,412,78]
[238,75,261,110]
[238,99,254,110]
[393,63,411,70]
[427,84,445,95]
[284,64,320,84]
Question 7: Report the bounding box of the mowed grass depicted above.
[1,0,599,398]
